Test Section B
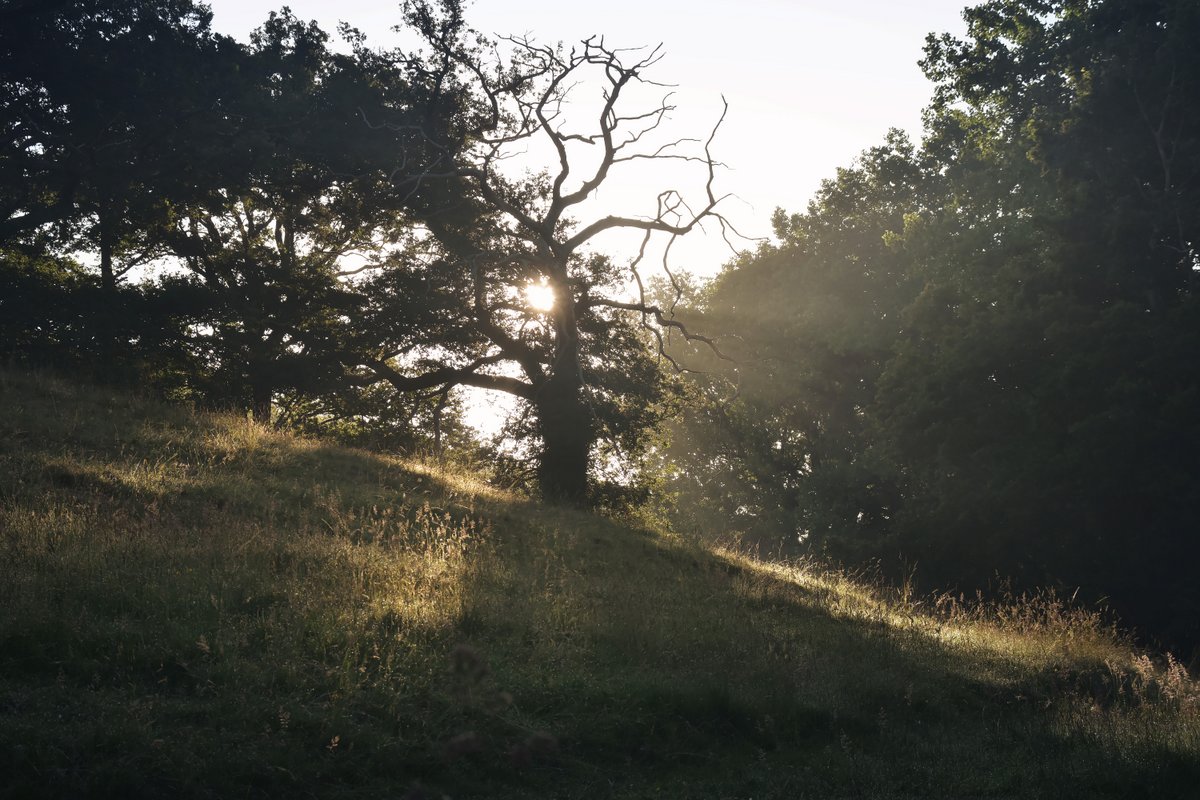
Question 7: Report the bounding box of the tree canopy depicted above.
[667,0,1200,652]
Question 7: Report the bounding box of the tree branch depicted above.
[360,353,534,399]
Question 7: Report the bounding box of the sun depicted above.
[524,280,556,312]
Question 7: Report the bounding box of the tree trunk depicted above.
[536,279,593,504]
[535,371,591,504]
[98,208,116,296]
[250,381,272,424]
[96,204,120,372]
[247,340,273,424]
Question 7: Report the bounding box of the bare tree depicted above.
[358,3,742,503]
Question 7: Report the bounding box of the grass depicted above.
[0,367,1197,798]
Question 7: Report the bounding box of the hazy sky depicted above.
[206,0,970,276]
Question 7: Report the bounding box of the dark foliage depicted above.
[669,0,1200,654]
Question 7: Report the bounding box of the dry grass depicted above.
[1,367,1197,798]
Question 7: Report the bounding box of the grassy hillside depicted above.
[1,368,1197,799]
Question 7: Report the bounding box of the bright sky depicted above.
[206,0,970,276]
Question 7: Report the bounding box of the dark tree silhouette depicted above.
[0,0,228,290]
[157,11,421,423]
[669,0,1200,652]
[354,4,739,503]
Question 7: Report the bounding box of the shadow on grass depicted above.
[1,368,1197,800]
[443,505,1200,799]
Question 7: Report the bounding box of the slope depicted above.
[0,369,1197,798]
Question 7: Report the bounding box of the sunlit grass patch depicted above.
[714,544,1200,765]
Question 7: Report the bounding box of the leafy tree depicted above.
[676,0,1200,651]
[0,247,100,368]
[893,0,1200,647]
[0,0,229,290]
[156,10,422,422]
[0,0,243,388]
[664,132,926,552]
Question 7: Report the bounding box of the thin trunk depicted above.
[96,204,119,372]
[98,204,117,296]
[433,391,448,465]
[248,332,272,424]
[250,379,272,425]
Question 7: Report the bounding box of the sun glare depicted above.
[524,281,556,312]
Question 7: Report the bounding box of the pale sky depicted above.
[206,0,971,276]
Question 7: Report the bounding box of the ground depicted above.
[1,368,1197,798]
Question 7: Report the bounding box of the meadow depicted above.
[1,368,1197,798]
